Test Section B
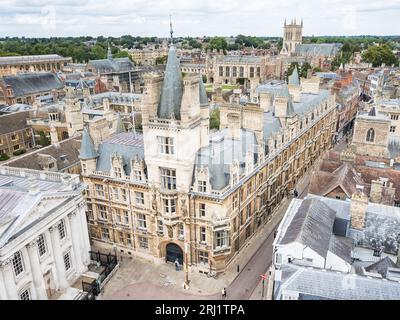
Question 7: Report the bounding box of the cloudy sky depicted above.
[1,0,400,38]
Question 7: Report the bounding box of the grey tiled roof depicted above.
[2,73,63,97]
[195,129,258,190]
[88,57,134,73]
[280,198,336,258]
[295,43,341,57]
[96,132,144,175]
[328,235,352,264]
[199,79,208,107]
[0,110,30,135]
[0,54,69,66]
[79,128,98,160]
[263,112,282,141]
[157,45,183,120]
[288,67,300,86]
[279,264,400,300]
[6,136,81,171]
[365,256,398,277]
[217,55,262,64]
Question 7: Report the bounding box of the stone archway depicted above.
[165,243,183,265]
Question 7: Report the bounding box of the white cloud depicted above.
[0,0,399,37]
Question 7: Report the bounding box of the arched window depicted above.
[232,66,237,77]
[366,128,375,142]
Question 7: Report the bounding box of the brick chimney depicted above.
[369,179,383,203]
[350,185,368,230]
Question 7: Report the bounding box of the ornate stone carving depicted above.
[167,225,173,239]
[180,196,188,217]
[26,240,38,249]
[151,186,157,212]
[0,257,13,268]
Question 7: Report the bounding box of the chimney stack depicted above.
[350,185,368,230]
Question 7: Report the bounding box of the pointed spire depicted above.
[157,18,183,120]
[115,113,125,134]
[368,106,376,117]
[169,14,174,45]
[79,127,98,160]
[199,76,209,107]
[288,66,300,85]
[107,43,113,60]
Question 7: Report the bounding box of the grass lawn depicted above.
[204,84,239,92]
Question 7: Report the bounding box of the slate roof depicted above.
[288,67,300,86]
[256,81,331,117]
[280,198,336,258]
[6,136,81,172]
[0,54,69,66]
[88,57,134,74]
[279,264,400,300]
[328,235,352,264]
[157,45,183,120]
[1,73,63,97]
[199,79,209,107]
[0,110,30,135]
[365,256,398,277]
[217,55,262,64]
[79,128,98,160]
[195,129,258,190]
[294,43,341,57]
[96,132,144,175]
[263,112,282,141]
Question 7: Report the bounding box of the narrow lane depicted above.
[225,226,277,300]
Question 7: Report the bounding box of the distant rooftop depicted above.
[0,54,70,66]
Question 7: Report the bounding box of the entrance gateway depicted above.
[166,243,183,265]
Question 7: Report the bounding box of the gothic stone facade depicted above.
[80,45,338,274]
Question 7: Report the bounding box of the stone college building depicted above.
[80,40,338,274]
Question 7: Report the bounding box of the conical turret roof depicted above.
[288,66,300,86]
[199,77,209,106]
[115,113,125,133]
[79,127,98,160]
[157,45,183,120]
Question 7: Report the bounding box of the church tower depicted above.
[280,18,303,55]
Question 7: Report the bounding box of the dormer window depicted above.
[114,167,122,178]
[158,136,174,155]
[134,170,142,182]
[198,180,207,192]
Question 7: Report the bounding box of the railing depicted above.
[81,251,119,300]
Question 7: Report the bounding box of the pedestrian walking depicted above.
[221,287,227,299]
[174,258,179,271]
[294,189,298,198]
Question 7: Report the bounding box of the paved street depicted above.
[99,151,320,300]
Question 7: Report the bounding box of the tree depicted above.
[38,130,51,147]
[207,37,228,53]
[155,55,168,65]
[209,108,220,130]
[362,44,399,67]
[300,62,312,78]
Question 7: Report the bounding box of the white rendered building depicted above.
[0,167,90,300]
